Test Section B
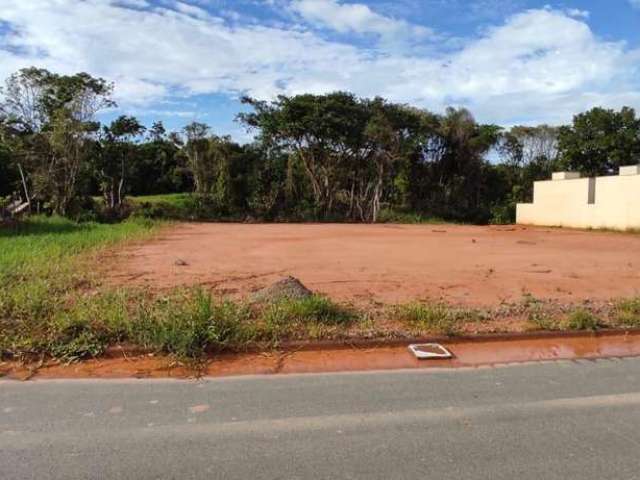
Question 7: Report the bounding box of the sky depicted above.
[0,0,639,141]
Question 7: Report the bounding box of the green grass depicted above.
[0,216,357,361]
[129,193,193,208]
[612,297,640,328]
[0,216,161,361]
[0,215,159,276]
[259,295,355,341]
[527,307,560,331]
[3,215,640,364]
[377,208,447,224]
[521,294,561,331]
[128,193,197,220]
[393,302,483,335]
[563,309,600,331]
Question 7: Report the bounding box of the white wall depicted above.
[516,167,640,230]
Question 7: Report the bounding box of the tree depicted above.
[497,125,561,218]
[558,107,640,176]
[42,109,99,215]
[351,100,427,222]
[0,137,18,198]
[500,125,559,168]
[240,92,369,219]
[148,121,167,142]
[128,125,189,196]
[182,122,212,195]
[96,115,145,210]
[182,122,243,214]
[240,92,430,222]
[0,68,114,214]
[408,107,500,222]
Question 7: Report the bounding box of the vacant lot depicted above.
[107,223,640,307]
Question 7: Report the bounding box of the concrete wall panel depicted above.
[516,168,640,230]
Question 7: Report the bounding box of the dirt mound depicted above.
[250,276,313,303]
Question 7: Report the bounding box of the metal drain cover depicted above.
[408,343,453,359]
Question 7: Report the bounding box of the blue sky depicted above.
[1,0,639,140]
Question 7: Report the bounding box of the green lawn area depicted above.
[127,193,197,220]
[129,193,193,208]
[0,215,159,275]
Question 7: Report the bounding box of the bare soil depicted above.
[104,223,640,307]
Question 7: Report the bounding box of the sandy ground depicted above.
[105,223,640,306]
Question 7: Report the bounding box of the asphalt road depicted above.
[2,358,640,479]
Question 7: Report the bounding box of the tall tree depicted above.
[240,92,367,219]
[96,115,145,210]
[558,107,640,176]
[0,68,114,214]
[240,92,430,222]
[410,107,500,221]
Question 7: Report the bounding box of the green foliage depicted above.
[613,298,640,327]
[0,217,360,360]
[401,108,503,223]
[0,142,18,197]
[558,107,640,176]
[130,193,196,220]
[1,67,114,215]
[564,309,600,331]
[0,216,159,360]
[0,215,157,276]
[377,209,446,224]
[240,93,439,222]
[3,66,640,225]
[130,289,254,358]
[95,115,146,212]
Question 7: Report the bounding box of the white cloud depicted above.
[0,1,637,130]
[290,0,430,38]
[630,0,640,10]
[565,8,589,19]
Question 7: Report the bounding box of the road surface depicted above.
[2,358,640,479]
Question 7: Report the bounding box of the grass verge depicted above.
[0,217,357,361]
[3,216,640,364]
[393,302,485,336]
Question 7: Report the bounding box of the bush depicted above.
[377,208,445,224]
[613,298,640,327]
[564,309,600,331]
[489,202,516,225]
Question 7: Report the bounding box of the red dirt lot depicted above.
[105,223,640,307]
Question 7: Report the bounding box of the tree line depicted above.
[1,67,639,223]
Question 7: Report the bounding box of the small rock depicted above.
[174,258,189,266]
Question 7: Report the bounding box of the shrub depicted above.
[613,297,640,327]
[564,309,600,331]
